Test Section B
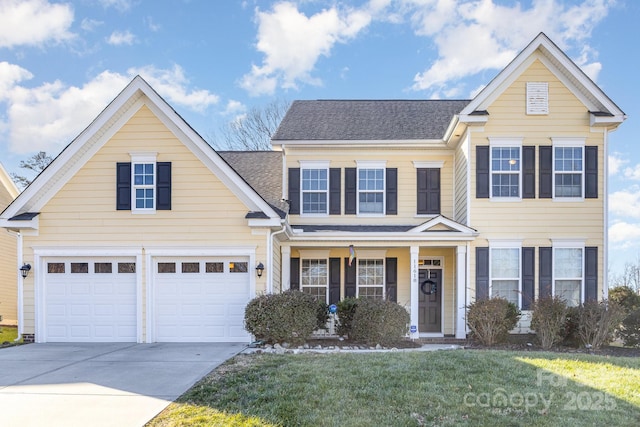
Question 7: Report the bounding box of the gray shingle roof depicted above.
[272,100,471,141]
[218,151,288,217]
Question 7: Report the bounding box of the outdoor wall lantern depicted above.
[20,263,31,279]
[255,262,265,278]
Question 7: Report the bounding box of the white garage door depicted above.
[45,258,137,342]
[154,257,251,342]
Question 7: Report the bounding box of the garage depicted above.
[44,258,137,342]
[153,257,251,342]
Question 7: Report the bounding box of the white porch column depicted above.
[410,246,420,339]
[281,246,291,292]
[455,245,467,339]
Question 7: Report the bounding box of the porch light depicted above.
[255,262,265,278]
[20,263,31,279]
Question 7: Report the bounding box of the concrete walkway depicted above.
[0,342,245,427]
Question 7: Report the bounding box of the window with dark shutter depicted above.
[288,168,300,214]
[329,258,341,304]
[417,168,441,214]
[385,257,397,302]
[585,247,598,301]
[522,146,535,199]
[475,247,489,300]
[116,162,131,210]
[539,146,552,198]
[539,247,552,298]
[345,168,356,215]
[386,168,397,215]
[156,162,171,210]
[476,146,490,198]
[585,146,598,198]
[522,247,535,309]
[329,168,341,215]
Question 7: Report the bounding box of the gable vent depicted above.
[526,82,548,115]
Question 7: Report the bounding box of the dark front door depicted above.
[418,269,442,333]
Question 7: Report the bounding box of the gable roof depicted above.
[0,76,282,226]
[272,100,470,142]
[0,162,19,206]
[460,32,625,126]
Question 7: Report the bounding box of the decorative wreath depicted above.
[420,279,437,295]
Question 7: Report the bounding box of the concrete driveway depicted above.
[0,342,245,427]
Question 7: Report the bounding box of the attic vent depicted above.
[526,82,548,115]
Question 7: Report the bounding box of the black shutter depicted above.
[156,162,171,210]
[539,247,552,299]
[345,168,356,215]
[329,168,341,215]
[385,257,397,302]
[523,146,536,199]
[329,258,341,304]
[417,168,441,214]
[585,146,598,199]
[475,247,489,300]
[476,146,490,198]
[522,247,535,309]
[344,257,357,297]
[585,247,598,302]
[116,162,131,210]
[288,168,300,214]
[290,258,300,291]
[539,146,552,198]
[386,168,397,215]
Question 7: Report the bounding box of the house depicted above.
[0,162,19,326]
[0,33,625,343]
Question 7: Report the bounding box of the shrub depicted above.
[466,297,521,346]
[609,286,640,314]
[336,297,358,337]
[617,308,640,347]
[531,296,568,350]
[575,300,625,349]
[244,291,319,345]
[562,306,581,347]
[349,298,409,346]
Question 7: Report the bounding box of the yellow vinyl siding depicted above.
[19,105,268,336]
[0,178,17,325]
[286,148,454,225]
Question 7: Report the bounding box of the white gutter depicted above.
[8,230,22,341]
[267,223,288,294]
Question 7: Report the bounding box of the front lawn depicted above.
[148,350,640,427]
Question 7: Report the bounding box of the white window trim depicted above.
[300,257,329,305]
[356,258,385,300]
[299,160,330,216]
[489,138,523,201]
[551,239,586,306]
[356,160,387,216]
[552,138,586,201]
[413,161,445,169]
[130,152,158,214]
[489,240,522,308]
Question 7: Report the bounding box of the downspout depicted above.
[8,230,23,342]
[267,223,287,294]
[603,128,609,300]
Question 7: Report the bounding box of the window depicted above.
[491,147,521,197]
[357,162,385,214]
[490,248,520,307]
[133,163,155,209]
[230,262,248,273]
[301,168,328,214]
[554,247,583,306]
[554,146,583,198]
[357,259,384,299]
[301,259,328,303]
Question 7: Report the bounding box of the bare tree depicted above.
[211,98,290,151]
[611,256,640,293]
[10,151,53,189]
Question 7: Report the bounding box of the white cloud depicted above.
[241,1,374,96]
[0,64,219,155]
[624,164,640,181]
[223,100,247,116]
[609,221,640,247]
[610,188,640,219]
[81,18,104,32]
[609,152,628,176]
[0,0,74,48]
[405,0,613,96]
[99,0,133,12]
[107,30,136,46]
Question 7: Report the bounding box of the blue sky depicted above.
[0,0,639,277]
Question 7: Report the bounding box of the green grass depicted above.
[148,350,640,427]
[0,326,18,344]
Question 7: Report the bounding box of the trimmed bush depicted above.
[531,296,568,350]
[336,297,358,337]
[244,291,320,345]
[466,297,521,346]
[562,306,581,347]
[575,300,625,349]
[617,308,640,347]
[609,286,640,314]
[349,298,409,346]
